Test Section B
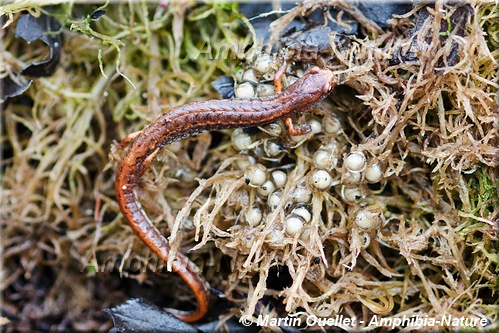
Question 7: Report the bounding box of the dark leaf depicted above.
[1,72,32,104]
[282,25,334,54]
[240,4,358,58]
[104,298,201,333]
[357,2,412,29]
[391,3,473,72]
[91,9,107,20]
[104,297,255,333]
[15,13,62,77]
[211,75,235,99]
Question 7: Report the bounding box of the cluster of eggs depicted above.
[223,54,385,243]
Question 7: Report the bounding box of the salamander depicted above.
[115,66,336,322]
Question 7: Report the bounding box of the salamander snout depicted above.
[308,67,336,94]
[319,69,336,94]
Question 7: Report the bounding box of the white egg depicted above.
[284,215,304,236]
[235,82,255,98]
[310,169,333,190]
[232,128,253,151]
[245,206,263,227]
[365,163,383,183]
[244,163,268,187]
[258,180,276,197]
[271,170,287,188]
[344,152,366,172]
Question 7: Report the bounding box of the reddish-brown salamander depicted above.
[115,67,336,322]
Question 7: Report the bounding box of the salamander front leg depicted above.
[274,61,310,137]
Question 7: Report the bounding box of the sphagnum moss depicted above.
[1,1,498,331]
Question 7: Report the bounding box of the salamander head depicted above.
[308,66,336,95]
[285,67,336,104]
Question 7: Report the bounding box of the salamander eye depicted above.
[322,82,332,94]
[322,76,336,94]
